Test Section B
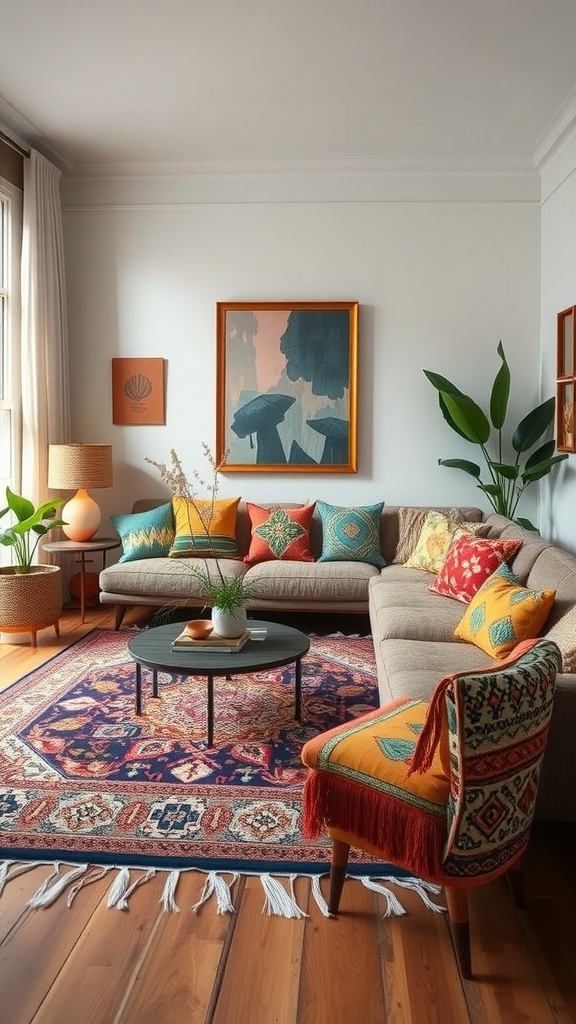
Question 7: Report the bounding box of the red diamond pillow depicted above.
[429,529,523,603]
[243,503,316,565]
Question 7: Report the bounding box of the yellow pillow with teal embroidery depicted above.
[404,511,487,573]
[455,563,555,658]
[170,496,240,558]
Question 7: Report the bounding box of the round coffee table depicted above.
[127,619,310,746]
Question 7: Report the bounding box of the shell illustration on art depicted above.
[124,373,153,402]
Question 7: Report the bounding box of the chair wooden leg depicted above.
[329,838,351,914]
[506,860,524,908]
[445,886,472,980]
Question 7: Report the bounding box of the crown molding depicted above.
[532,83,576,172]
[0,94,74,171]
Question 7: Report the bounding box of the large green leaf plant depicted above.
[0,487,66,573]
[423,342,568,531]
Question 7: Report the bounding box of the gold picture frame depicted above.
[216,301,358,473]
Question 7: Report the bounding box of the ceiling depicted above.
[1,0,576,176]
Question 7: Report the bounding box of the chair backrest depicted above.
[441,638,562,884]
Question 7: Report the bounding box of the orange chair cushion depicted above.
[301,698,450,882]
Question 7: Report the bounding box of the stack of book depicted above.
[171,628,250,653]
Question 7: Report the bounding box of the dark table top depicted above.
[127,618,310,676]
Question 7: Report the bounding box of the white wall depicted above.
[62,171,543,535]
[540,134,576,554]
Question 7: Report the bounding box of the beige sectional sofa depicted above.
[99,501,576,821]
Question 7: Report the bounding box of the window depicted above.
[0,173,23,552]
[556,306,576,453]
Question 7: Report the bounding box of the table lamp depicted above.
[47,443,113,542]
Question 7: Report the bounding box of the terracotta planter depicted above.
[0,565,62,647]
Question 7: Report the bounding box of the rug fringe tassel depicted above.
[160,869,181,913]
[359,876,407,916]
[260,873,308,919]
[0,860,443,919]
[28,863,89,908]
[381,875,446,913]
[107,867,156,910]
[191,871,238,915]
[310,874,331,917]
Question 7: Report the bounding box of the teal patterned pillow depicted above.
[110,503,175,563]
[317,501,385,567]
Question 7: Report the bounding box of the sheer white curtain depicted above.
[20,149,70,511]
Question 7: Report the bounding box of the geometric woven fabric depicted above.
[317,500,385,567]
[169,496,240,559]
[110,502,175,563]
[441,638,561,883]
[455,562,556,658]
[243,503,316,565]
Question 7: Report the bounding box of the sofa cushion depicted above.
[110,502,175,562]
[316,500,385,567]
[374,638,494,704]
[454,563,556,658]
[245,557,377,603]
[99,555,247,600]
[429,530,523,603]
[403,511,489,573]
[244,503,315,565]
[169,496,240,559]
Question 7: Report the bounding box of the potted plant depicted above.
[424,342,569,530]
[145,446,255,635]
[0,487,67,644]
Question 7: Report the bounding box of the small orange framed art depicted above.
[112,358,166,425]
[216,300,359,473]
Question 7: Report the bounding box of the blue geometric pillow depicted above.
[317,500,385,567]
[110,503,175,563]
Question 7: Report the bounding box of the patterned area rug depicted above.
[0,629,443,917]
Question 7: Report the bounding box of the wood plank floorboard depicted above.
[0,605,574,1024]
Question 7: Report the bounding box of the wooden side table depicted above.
[43,538,121,623]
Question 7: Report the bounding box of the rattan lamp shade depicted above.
[48,444,113,542]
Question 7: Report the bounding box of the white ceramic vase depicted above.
[211,604,247,638]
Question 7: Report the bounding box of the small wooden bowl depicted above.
[183,619,213,640]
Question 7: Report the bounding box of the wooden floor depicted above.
[0,605,575,1024]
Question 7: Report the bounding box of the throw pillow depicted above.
[169,496,240,558]
[316,500,385,567]
[403,511,489,574]
[243,503,316,565]
[110,502,175,563]
[429,530,523,603]
[393,506,485,564]
[454,562,556,658]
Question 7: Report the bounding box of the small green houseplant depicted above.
[0,487,66,572]
[424,342,568,530]
[145,446,255,629]
[0,487,67,642]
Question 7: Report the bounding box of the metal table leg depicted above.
[295,658,302,721]
[207,674,214,746]
[136,663,142,715]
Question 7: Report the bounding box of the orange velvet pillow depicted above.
[243,503,316,565]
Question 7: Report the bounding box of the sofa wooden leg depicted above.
[114,605,127,630]
[445,886,472,980]
[329,838,350,914]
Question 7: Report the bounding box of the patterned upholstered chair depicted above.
[301,637,562,979]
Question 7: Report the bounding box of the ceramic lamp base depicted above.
[62,489,101,542]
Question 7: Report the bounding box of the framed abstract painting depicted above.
[216,301,358,473]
